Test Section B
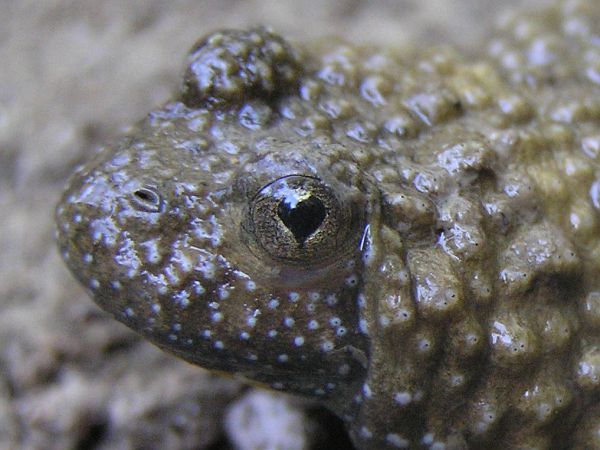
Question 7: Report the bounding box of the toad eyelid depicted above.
[251,174,322,201]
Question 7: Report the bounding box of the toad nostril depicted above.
[134,190,154,202]
[131,187,163,213]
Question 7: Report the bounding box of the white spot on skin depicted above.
[268,299,280,309]
[89,279,100,289]
[245,280,256,291]
[164,264,180,285]
[362,383,372,398]
[111,281,122,290]
[208,302,220,310]
[109,152,131,167]
[151,303,161,314]
[247,353,258,361]
[345,274,358,287]
[173,290,190,308]
[267,330,278,338]
[356,294,366,308]
[294,336,305,346]
[360,427,373,439]
[386,433,409,448]
[417,337,433,353]
[336,326,347,337]
[394,391,412,406]
[173,323,182,331]
[125,307,135,317]
[449,373,465,387]
[140,238,161,264]
[175,251,193,273]
[325,294,338,306]
[277,354,289,363]
[359,319,369,334]
[73,214,82,223]
[329,317,342,327]
[214,340,224,349]
[308,292,320,301]
[195,252,216,279]
[321,340,334,352]
[288,292,300,302]
[202,329,212,338]
[190,215,222,247]
[246,309,261,327]
[145,272,169,294]
[308,320,319,330]
[284,317,295,328]
[218,287,230,300]
[211,312,223,323]
[240,331,250,340]
[82,253,93,264]
[192,281,205,295]
[272,382,284,389]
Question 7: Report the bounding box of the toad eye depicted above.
[248,175,352,263]
[130,187,164,213]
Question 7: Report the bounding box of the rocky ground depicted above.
[1,0,541,449]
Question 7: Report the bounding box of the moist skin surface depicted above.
[55,1,600,448]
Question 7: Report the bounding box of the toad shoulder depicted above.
[56,1,600,448]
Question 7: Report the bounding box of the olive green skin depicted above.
[55,1,600,448]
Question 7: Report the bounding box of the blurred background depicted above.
[1,0,545,448]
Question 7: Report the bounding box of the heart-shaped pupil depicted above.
[277,195,327,246]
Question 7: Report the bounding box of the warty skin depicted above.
[56,1,600,448]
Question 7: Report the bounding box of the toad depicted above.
[56,1,600,447]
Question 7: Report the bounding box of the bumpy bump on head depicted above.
[180,28,303,107]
